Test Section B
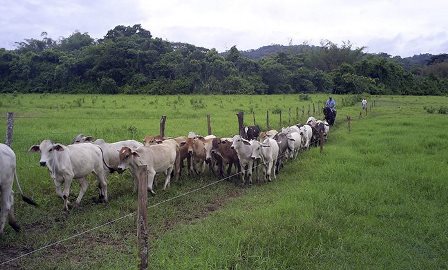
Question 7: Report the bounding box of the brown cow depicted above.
[210,138,241,178]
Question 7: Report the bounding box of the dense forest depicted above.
[0,24,447,95]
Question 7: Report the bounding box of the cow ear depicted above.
[179,141,186,146]
[289,138,295,141]
[132,151,140,157]
[156,139,163,144]
[28,145,40,152]
[261,144,270,147]
[242,140,251,146]
[53,144,64,151]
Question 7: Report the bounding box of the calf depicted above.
[316,120,330,141]
[286,131,303,159]
[243,125,261,140]
[0,144,37,235]
[299,125,313,150]
[259,129,278,141]
[180,136,207,175]
[210,138,241,178]
[250,138,279,182]
[118,141,177,195]
[231,135,254,185]
[273,132,292,173]
[29,140,108,211]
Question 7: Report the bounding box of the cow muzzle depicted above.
[40,161,46,167]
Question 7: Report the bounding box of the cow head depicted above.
[231,135,250,150]
[29,140,65,167]
[117,147,140,172]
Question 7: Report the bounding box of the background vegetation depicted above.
[1,24,447,95]
[0,94,447,269]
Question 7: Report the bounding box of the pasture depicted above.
[0,94,447,269]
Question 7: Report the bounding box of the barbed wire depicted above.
[0,152,289,266]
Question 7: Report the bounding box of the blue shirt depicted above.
[326,99,336,109]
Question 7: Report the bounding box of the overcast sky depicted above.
[1,0,447,57]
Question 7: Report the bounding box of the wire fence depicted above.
[0,154,285,266]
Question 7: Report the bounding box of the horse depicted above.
[323,107,336,126]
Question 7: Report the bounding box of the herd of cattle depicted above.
[0,116,330,236]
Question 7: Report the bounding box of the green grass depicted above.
[0,94,447,269]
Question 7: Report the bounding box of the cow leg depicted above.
[95,171,108,203]
[62,178,73,211]
[247,161,253,185]
[75,177,89,207]
[8,196,20,232]
[272,159,277,180]
[163,166,173,190]
[53,178,64,198]
[147,169,157,195]
[0,185,12,235]
[266,161,273,182]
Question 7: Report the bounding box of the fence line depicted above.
[0,155,283,266]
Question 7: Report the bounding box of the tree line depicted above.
[0,24,447,95]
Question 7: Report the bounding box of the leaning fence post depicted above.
[5,112,14,147]
[266,110,270,130]
[207,114,212,135]
[137,165,148,270]
[159,115,167,138]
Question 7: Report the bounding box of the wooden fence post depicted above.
[237,112,245,138]
[307,104,310,116]
[266,110,270,130]
[207,114,212,135]
[279,110,282,129]
[137,165,148,270]
[159,115,167,138]
[365,106,368,116]
[302,106,305,117]
[288,108,291,125]
[296,107,299,122]
[312,102,315,114]
[5,112,14,147]
[253,111,256,126]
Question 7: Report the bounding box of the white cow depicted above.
[72,134,143,172]
[286,131,303,159]
[299,125,313,150]
[0,144,37,235]
[306,116,317,127]
[117,140,177,195]
[29,140,108,211]
[250,138,279,182]
[230,135,254,185]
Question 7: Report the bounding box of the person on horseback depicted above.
[325,96,336,113]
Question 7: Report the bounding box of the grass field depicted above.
[0,94,447,269]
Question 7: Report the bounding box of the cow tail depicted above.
[14,168,38,207]
[97,146,115,173]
